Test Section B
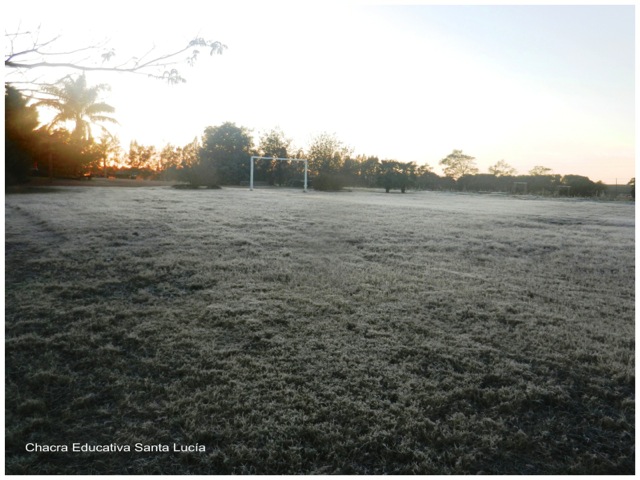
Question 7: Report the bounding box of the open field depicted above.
[5,186,635,474]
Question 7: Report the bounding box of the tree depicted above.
[157,143,182,178]
[127,141,156,173]
[176,137,202,185]
[5,26,227,92]
[488,160,517,177]
[439,150,478,180]
[456,173,499,192]
[513,174,561,195]
[180,137,200,169]
[341,156,362,187]
[5,85,40,183]
[397,162,418,193]
[258,127,290,158]
[5,85,39,136]
[257,127,292,185]
[36,127,101,178]
[5,26,226,183]
[529,165,553,176]
[378,160,399,193]
[416,169,450,191]
[358,156,381,188]
[377,160,417,193]
[307,132,351,190]
[561,175,604,197]
[628,178,635,199]
[7,84,100,180]
[198,122,254,185]
[32,74,118,142]
[417,163,433,174]
[307,132,350,175]
[91,134,122,176]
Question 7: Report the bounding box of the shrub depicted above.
[313,173,345,191]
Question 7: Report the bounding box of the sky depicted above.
[5,1,636,183]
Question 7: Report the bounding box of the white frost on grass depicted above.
[5,186,635,475]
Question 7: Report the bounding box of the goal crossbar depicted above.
[250,156,308,192]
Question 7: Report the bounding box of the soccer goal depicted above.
[512,181,528,194]
[249,156,308,192]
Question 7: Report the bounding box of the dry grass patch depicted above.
[5,186,634,474]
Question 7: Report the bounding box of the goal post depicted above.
[512,181,528,194]
[250,156,308,192]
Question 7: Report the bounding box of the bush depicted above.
[561,175,604,197]
[313,173,345,191]
[5,138,32,185]
[183,163,220,188]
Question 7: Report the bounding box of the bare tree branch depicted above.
[5,28,227,86]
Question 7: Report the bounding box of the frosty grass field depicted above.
[5,185,635,474]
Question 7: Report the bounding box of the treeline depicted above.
[5,83,632,198]
[6,81,117,183]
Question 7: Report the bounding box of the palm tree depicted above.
[33,74,118,142]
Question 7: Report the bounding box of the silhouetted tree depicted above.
[377,160,417,193]
[561,175,604,197]
[488,160,517,177]
[307,133,351,191]
[34,128,101,178]
[6,90,81,181]
[31,74,118,142]
[439,150,478,180]
[341,156,361,187]
[457,174,500,192]
[378,160,400,193]
[177,137,202,185]
[127,141,156,172]
[513,174,561,195]
[529,165,553,176]
[198,122,253,185]
[5,85,39,184]
[415,169,447,190]
[358,156,380,187]
[257,127,292,185]
[157,143,182,179]
[397,162,418,193]
[90,134,122,176]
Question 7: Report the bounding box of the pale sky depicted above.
[5,2,636,183]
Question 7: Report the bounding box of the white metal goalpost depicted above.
[249,156,308,192]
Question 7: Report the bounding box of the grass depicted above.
[5,186,635,474]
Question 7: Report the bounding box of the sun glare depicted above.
[5,3,634,182]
